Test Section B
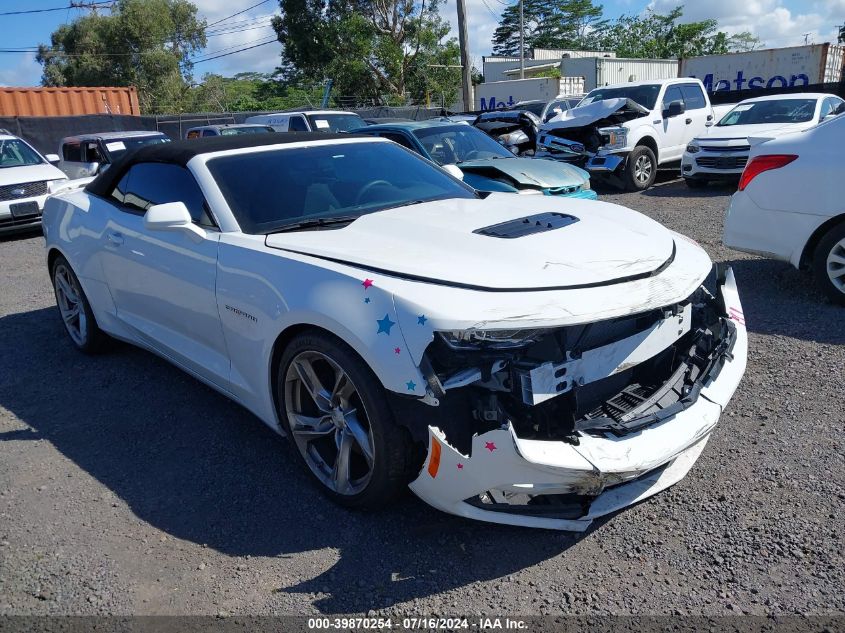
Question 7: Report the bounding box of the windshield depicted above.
[206,141,477,234]
[306,113,365,132]
[104,136,170,161]
[0,138,44,168]
[220,126,274,135]
[414,125,513,164]
[717,99,816,126]
[510,101,545,116]
[579,85,662,110]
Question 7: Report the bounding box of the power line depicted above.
[0,1,111,16]
[193,39,277,63]
[206,0,272,28]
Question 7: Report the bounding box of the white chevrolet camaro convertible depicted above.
[43,134,747,530]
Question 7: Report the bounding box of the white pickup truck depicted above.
[536,78,715,190]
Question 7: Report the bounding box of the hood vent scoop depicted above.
[473,212,579,239]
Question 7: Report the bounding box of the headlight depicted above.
[582,179,591,190]
[597,126,627,150]
[686,142,700,154]
[499,130,529,146]
[438,328,546,349]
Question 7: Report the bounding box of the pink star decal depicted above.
[485,441,497,452]
[457,463,464,470]
[394,347,401,354]
[362,278,374,290]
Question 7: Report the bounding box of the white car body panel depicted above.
[44,136,747,529]
[724,113,845,268]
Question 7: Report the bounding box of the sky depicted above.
[0,0,843,87]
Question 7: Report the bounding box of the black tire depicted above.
[623,145,657,191]
[812,222,845,305]
[684,177,707,189]
[276,329,413,509]
[50,255,108,354]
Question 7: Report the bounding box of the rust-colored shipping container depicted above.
[0,86,140,117]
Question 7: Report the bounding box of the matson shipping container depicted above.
[0,86,140,117]
[474,77,585,111]
[558,57,679,91]
[678,43,845,92]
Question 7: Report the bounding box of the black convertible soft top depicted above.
[85,132,353,198]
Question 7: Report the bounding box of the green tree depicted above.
[726,32,764,52]
[595,6,738,59]
[492,0,607,56]
[36,0,206,113]
[272,0,461,105]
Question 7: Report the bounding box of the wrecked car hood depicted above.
[457,157,588,188]
[265,194,673,290]
[543,98,649,130]
[697,122,814,142]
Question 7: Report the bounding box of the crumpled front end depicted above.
[408,268,747,530]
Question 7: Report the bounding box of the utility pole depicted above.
[519,0,524,79]
[456,0,473,112]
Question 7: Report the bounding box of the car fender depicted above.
[215,239,430,430]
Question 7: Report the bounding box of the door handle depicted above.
[107,231,124,246]
[685,118,692,124]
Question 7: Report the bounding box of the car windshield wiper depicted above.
[270,216,359,234]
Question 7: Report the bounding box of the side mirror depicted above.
[45,153,60,164]
[664,100,685,118]
[441,164,464,180]
[86,162,101,176]
[144,202,205,240]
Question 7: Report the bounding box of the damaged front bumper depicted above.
[408,269,748,530]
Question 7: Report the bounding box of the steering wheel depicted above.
[355,180,393,205]
[462,150,482,160]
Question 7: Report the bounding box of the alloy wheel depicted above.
[54,263,87,347]
[826,236,845,294]
[634,155,653,184]
[284,350,375,496]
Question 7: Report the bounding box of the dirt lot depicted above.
[0,174,843,617]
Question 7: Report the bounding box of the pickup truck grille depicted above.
[0,180,48,201]
[696,156,748,170]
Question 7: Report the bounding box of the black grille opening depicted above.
[0,180,48,202]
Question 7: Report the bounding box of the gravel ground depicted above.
[0,173,843,618]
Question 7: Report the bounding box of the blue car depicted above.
[353,120,596,199]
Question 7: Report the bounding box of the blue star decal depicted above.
[406,380,416,391]
[417,314,427,325]
[364,297,371,304]
[376,314,396,335]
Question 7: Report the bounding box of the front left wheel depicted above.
[51,255,107,353]
[813,223,845,305]
[277,330,413,508]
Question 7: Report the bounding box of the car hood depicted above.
[0,163,67,187]
[457,157,588,188]
[265,194,675,290]
[699,121,813,141]
[542,98,650,131]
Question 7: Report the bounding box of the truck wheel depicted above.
[812,222,845,305]
[624,146,656,191]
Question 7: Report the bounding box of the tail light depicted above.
[738,154,798,191]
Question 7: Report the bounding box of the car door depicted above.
[99,162,230,388]
[59,141,86,179]
[659,85,688,161]
[679,83,710,145]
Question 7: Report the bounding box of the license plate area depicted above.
[10,201,40,219]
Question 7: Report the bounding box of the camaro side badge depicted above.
[224,304,257,323]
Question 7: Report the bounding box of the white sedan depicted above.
[43,134,747,530]
[682,93,844,187]
[724,111,845,305]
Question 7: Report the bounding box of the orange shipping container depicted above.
[0,86,140,117]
